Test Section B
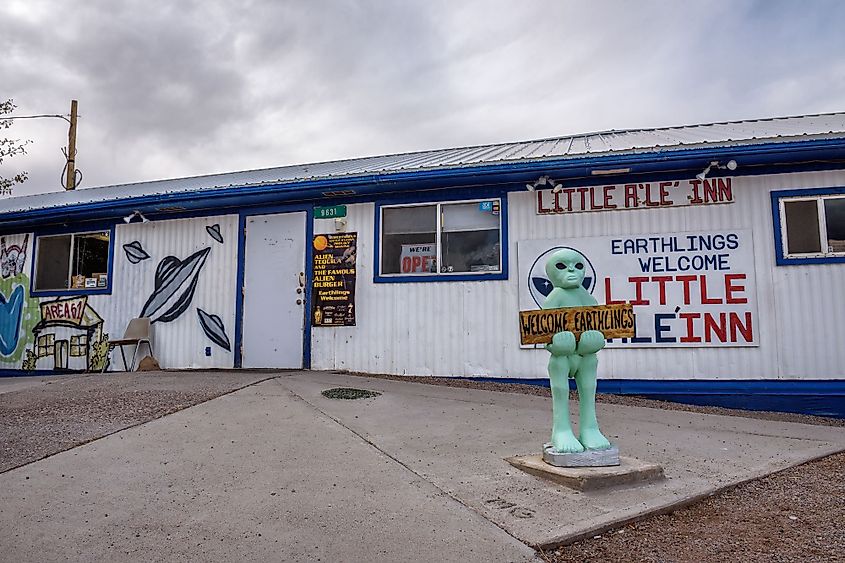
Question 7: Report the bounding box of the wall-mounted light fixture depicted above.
[696,160,737,181]
[526,175,563,192]
[123,210,150,224]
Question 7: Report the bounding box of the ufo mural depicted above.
[140,247,211,323]
[197,308,231,351]
[123,240,150,264]
[206,224,224,244]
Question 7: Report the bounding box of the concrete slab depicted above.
[505,454,664,491]
[0,378,538,562]
[277,372,845,548]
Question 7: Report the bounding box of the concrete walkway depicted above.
[2,371,844,561]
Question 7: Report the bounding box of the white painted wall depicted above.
[106,215,239,369]
[311,170,845,381]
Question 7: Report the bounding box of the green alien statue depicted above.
[542,248,612,453]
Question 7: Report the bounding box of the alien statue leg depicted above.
[573,353,611,450]
[548,355,584,453]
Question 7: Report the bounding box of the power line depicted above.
[2,113,72,124]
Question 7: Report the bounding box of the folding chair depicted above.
[105,317,154,372]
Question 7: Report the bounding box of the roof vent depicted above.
[156,205,187,212]
[322,190,356,197]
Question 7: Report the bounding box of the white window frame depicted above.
[378,197,504,278]
[33,229,111,292]
[779,195,845,259]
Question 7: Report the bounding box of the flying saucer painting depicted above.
[206,224,224,244]
[123,241,150,264]
[197,308,231,351]
[140,247,211,323]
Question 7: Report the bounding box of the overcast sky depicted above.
[2,0,844,197]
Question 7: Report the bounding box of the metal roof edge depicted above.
[2,136,844,232]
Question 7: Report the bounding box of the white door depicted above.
[241,212,306,368]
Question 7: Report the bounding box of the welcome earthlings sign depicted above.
[517,230,759,348]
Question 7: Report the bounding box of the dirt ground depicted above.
[350,372,845,563]
[0,370,271,473]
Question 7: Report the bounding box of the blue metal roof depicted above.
[2,112,845,218]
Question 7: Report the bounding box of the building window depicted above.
[70,334,88,357]
[378,198,503,280]
[34,231,111,292]
[779,195,845,259]
[36,334,55,358]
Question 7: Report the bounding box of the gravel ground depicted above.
[543,452,845,563]
[0,370,272,473]
[347,372,845,562]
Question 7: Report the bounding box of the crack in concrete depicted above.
[275,378,537,549]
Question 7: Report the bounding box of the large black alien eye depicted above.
[555,262,566,270]
[575,262,584,270]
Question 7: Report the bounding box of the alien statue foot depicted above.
[551,429,585,453]
[579,427,611,450]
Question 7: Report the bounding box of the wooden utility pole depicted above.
[65,99,78,190]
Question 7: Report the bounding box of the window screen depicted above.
[35,235,72,291]
[783,200,821,254]
[381,205,437,275]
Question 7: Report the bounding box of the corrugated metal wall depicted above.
[311,170,845,381]
[106,215,239,369]
[0,215,238,372]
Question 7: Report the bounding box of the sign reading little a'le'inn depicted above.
[536,178,735,215]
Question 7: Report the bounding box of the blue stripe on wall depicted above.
[459,377,845,419]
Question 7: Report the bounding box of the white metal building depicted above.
[0,113,843,416]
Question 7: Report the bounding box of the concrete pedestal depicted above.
[506,454,665,491]
[543,444,619,467]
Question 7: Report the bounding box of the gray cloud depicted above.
[1,0,844,197]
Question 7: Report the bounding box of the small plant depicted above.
[21,348,37,371]
[89,333,110,372]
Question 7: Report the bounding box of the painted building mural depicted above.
[0,215,238,373]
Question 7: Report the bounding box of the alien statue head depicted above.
[545,248,587,291]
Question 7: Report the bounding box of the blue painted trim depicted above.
[372,190,509,283]
[29,222,116,297]
[233,213,247,368]
[303,207,314,370]
[235,202,313,369]
[0,369,83,377]
[2,137,844,231]
[459,377,845,418]
[771,186,845,266]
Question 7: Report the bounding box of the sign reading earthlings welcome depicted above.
[517,229,759,348]
[518,303,635,345]
[311,232,357,327]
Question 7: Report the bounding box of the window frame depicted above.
[30,224,115,296]
[772,186,845,265]
[374,194,508,283]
